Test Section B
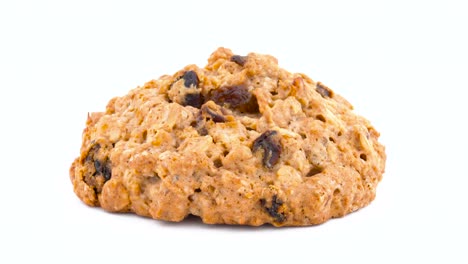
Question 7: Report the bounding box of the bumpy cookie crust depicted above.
[70,48,386,226]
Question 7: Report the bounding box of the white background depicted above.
[1,0,467,263]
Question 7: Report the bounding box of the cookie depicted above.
[70,47,386,226]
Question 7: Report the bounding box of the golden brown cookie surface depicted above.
[70,47,386,226]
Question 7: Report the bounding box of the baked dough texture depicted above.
[70,48,386,226]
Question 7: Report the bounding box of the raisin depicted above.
[82,142,113,193]
[306,166,323,177]
[316,82,333,98]
[210,85,259,113]
[230,55,247,66]
[192,104,226,135]
[252,130,282,169]
[94,160,103,174]
[184,93,204,108]
[198,127,208,136]
[94,159,112,181]
[201,104,226,123]
[192,115,206,136]
[182,70,199,88]
[260,195,286,223]
[85,143,101,162]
